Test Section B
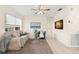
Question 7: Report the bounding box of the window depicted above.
[5,14,22,32]
[30,22,41,29]
[6,14,15,25]
[15,18,22,25]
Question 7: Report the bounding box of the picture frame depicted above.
[55,19,63,29]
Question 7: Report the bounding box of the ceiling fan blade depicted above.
[41,9,50,11]
[32,9,40,12]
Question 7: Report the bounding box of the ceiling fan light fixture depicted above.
[32,5,50,15]
[37,11,44,15]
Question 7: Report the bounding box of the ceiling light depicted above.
[37,11,44,15]
[32,5,50,15]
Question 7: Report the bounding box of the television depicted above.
[55,20,63,29]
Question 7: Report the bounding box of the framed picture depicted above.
[5,28,8,32]
[15,27,20,30]
[55,19,63,29]
[30,22,41,29]
[9,27,14,31]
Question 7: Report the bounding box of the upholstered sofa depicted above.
[0,33,11,52]
[0,31,29,52]
[8,31,29,50]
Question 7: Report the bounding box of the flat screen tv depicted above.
[55,20,63,29]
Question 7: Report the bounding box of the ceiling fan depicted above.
[32,5,50,15]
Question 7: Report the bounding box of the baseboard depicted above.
[46,38,56,54]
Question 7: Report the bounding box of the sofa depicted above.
[0,33,11,52]
[8,31,29,50]
[0,31,29,52]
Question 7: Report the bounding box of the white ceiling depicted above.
[7,5,66,17]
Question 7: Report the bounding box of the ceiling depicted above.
[7,5,66,17]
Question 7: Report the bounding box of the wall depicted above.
[46,6,70,49]
[22,15,47,39]
[45,16,53,41]
[47,5,79,49]
[45,6,71,52]
[0,6,23,38]
[68,6,79,47]
[52,6,71,47]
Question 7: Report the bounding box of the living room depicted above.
[1,5,79,54]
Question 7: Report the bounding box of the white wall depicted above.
[47,5,79,48]
[68,6,79,47]
[45,16,53,41]
[52,6,71,47]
